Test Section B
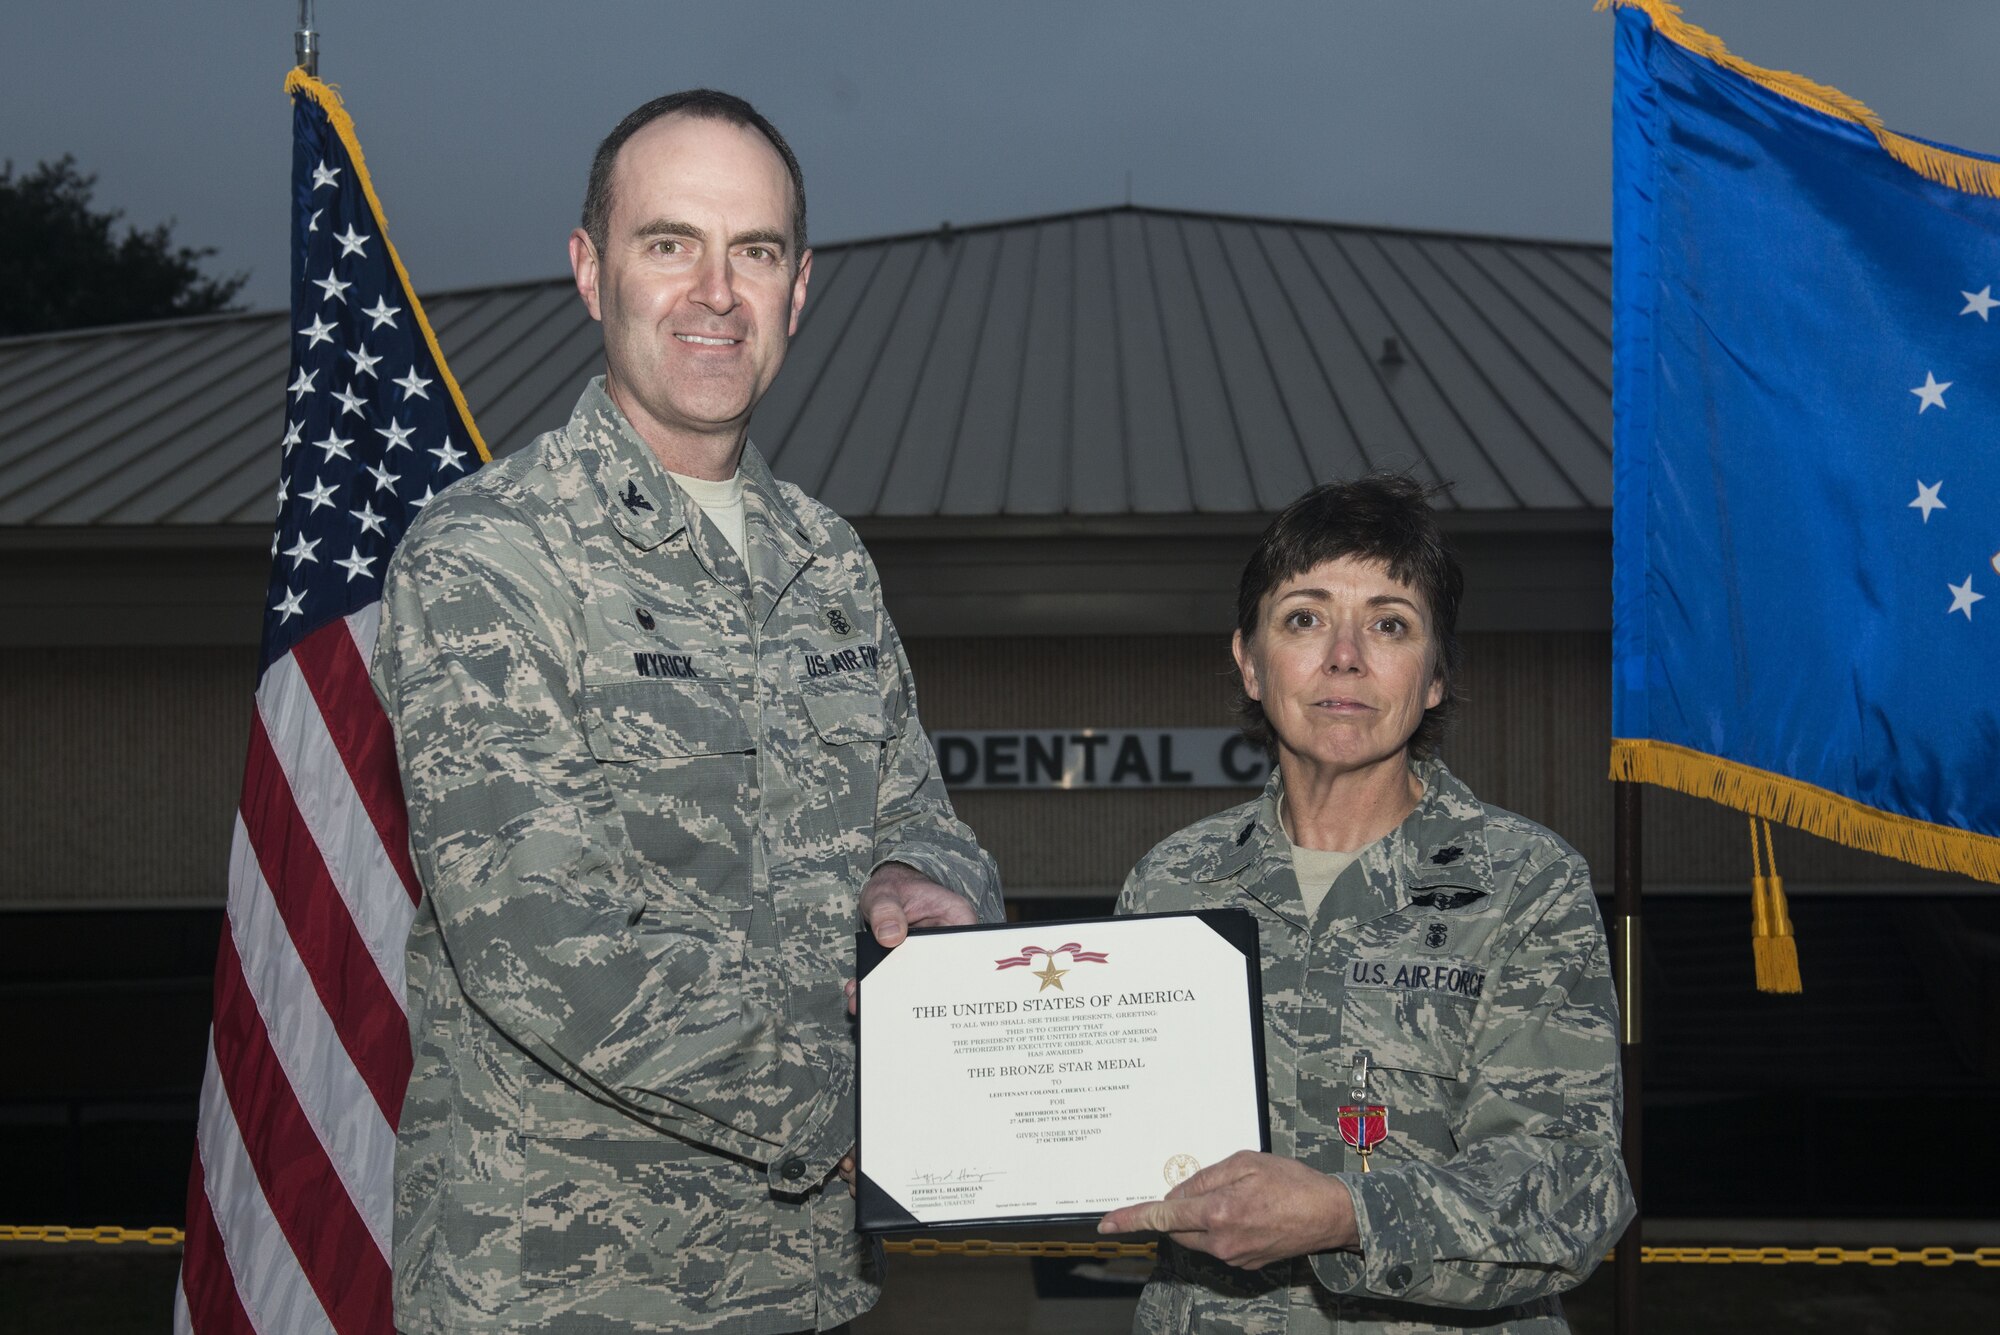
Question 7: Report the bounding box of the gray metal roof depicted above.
[0,205,1611,530]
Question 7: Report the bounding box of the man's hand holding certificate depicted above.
[854,911,1269,1231]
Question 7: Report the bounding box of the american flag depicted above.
[176,70,485,1335]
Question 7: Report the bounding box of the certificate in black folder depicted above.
[854,910,1269,1233]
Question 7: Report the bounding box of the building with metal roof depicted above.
[0,204,1611,530]
[0,205,1615,656]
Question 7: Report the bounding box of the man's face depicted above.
[571,114,810,454]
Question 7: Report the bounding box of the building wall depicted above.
[1,632,1955,909]
[1,645,253,907]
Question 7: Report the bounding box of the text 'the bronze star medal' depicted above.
[1163,1154,1200,1188]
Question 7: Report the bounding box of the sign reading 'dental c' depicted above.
[932,729,1274,790]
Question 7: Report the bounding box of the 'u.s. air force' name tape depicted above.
[932,729,1275,790]
[1344,959,1487,1000]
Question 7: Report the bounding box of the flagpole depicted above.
[1613,780,1644,1334]
[295,0,318,76]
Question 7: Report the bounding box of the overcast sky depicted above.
[10,1,2000,313]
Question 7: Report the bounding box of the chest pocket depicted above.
[799,689,897,745]
[1342,984,1475,1082]
[579,678,755,901]
[793,652,899,747]
[580,678,753,759]
[1340,977,1476,1168]
[1338,901,1488,1084]
[789,655,899,860]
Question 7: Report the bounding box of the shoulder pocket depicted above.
[581,679,752,759]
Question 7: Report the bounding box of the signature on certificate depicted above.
[911,1167,1005,1186]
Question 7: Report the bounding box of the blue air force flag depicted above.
[1610,1,2000,881]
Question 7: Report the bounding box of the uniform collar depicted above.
[569,377,818,574]
[1201,769,1284,882]
[1190,767,1298,927]
[734,435,817,574]
[1382,758,1496,911]
[1198,756,1495,922]
[567,378,684,550]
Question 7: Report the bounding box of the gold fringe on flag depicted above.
[1747,818,1801,994]
[284,68,491,463]
[1598,0,2000,200]
[1610,739,2000,885]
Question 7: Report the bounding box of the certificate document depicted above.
[855,910,1269,1232]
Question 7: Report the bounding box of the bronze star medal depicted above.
[1338,1105,1389,1171]
[1032,957,1069,991]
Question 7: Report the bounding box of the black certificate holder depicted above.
[853,908,1270,1234]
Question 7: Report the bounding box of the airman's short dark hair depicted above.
[580,89,807,261]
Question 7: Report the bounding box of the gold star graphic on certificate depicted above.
[1032,958,1069,991]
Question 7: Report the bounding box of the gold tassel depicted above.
[1598,1,2000,200]
[1611,739,2000,884]
[1748,818,1802,994]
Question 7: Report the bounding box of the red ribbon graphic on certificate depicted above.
[993,942,1110,969]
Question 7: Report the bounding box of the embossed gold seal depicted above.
[1163,1154,1200,1188]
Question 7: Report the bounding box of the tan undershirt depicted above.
[667,468,747,564]
[1280,803,1362,919]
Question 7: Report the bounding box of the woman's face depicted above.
[1233,555,1444,780]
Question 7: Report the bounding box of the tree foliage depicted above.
[0,156,247,337]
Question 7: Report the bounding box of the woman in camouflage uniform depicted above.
[1100,476,1632,1333]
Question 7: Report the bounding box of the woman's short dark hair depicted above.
[1234,473,1464,760]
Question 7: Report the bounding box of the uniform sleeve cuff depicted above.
[765,1058,854,1196]
[1323,1170,1435,1299]
[1308,1248,1367,1293]
[868,849,1000,921]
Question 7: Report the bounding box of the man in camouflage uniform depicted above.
[372,90,1000,1333]
[1104,757,1632,1332]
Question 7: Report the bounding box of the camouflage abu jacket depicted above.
[1117,759,1632,1335]
[371,379,1001,1335]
